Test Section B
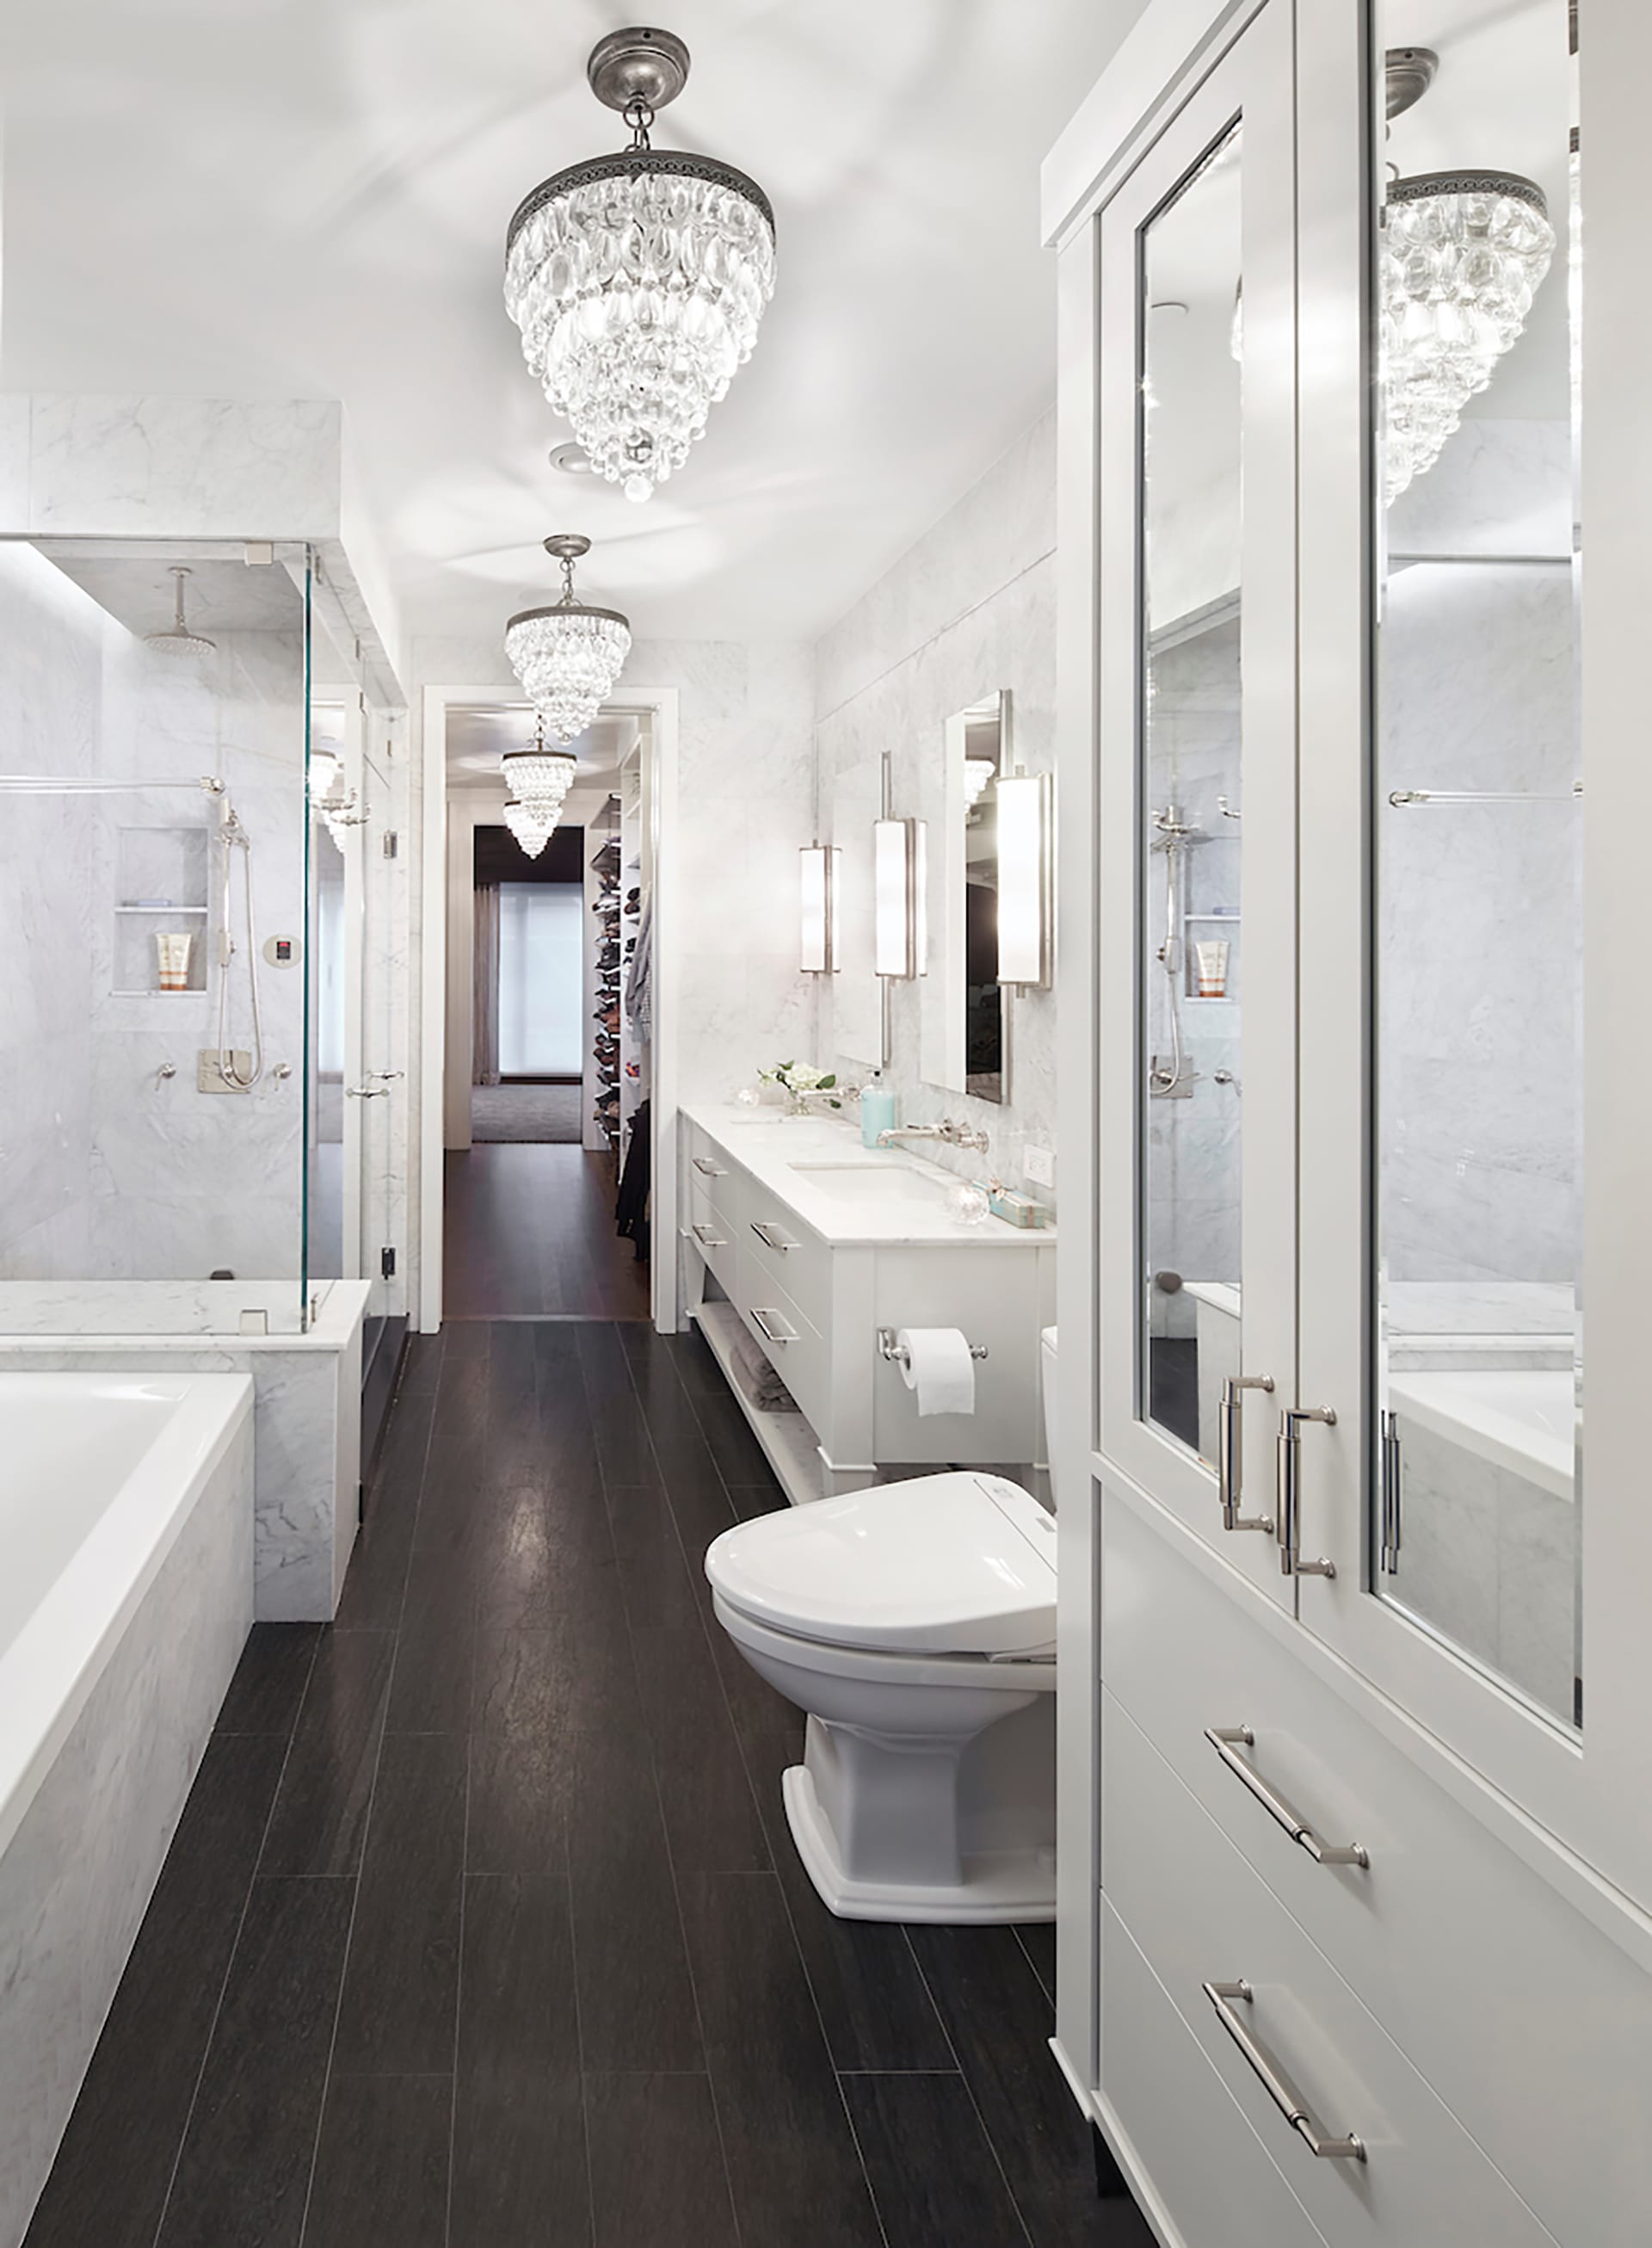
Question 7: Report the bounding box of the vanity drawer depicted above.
[741,1190,832,1335]
[736,1257,829,1431]
[1103,1690,1557,2248]
[686,1198,738,1299]
[689,1166,742,1247]
[1099,1899,1326,2248]
[1103,1484,1652,2246]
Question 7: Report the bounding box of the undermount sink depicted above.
[786,1161,956,1207]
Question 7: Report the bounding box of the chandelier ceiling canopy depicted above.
[1380,48,1556,503]
[504,26,776,502]
[504,533,632,744]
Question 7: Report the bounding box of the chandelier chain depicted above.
[623,95,654,151]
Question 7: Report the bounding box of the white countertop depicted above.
[683,1104,1056,1249]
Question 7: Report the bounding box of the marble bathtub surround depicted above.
[0,1281,368,1621]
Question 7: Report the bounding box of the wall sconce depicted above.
[799,843,839,974]
[996,770,1053,989]
[873,817,927,979]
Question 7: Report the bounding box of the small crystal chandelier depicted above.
[505,534,631,744]
[504,27,776,502]
[501,712,578,852]
[1381,49,1555,503]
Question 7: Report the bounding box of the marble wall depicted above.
[0,544,311,1293]
[816,414,1059,1201]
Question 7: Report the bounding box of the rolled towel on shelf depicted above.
[730,1322,801,1414]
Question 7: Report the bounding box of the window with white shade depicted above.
[498,881,583,1076]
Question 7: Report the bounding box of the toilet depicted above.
[705,1328,1061,1924]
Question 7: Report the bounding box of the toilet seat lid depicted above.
[705,1473,1057,1657]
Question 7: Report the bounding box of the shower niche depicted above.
[112,824,211,993]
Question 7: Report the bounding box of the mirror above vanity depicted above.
[922,689,1008,1105]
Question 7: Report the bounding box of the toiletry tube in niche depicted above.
[154,932,194,991]
[1193,939,1229,998]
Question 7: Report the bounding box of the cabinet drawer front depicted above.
[1104,1486,1652,2246]
[1104,1692,1557,2248]
[736,1257,828,1431]
[1100,1900,1326,2248]
[687,1207,738,1299]
[742,1193,831,1334]
[689,1169,742,1248]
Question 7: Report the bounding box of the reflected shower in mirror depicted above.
[922,691,1007,1105]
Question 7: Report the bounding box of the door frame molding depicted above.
[416,681,681,1335]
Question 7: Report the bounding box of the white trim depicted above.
[414,682,681,1336]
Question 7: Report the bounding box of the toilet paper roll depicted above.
[896,1327,977,1417]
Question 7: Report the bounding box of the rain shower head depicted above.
[145,567,216,658]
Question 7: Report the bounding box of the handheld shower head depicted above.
[145,567,216,659]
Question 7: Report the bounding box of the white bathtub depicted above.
[1386,1369,1576,1504]
[0,1373,255,2248]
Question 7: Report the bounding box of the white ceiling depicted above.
[445,702,634,793]
[0,3,1137,649]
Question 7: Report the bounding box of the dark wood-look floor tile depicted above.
[154,1876,354,2248]
[739,1731,952,2073]
[727,1483,789,1521]
[707,1613,807,1751]
[677,1872,883,2248]
[385,1543,476,1734]
[301,2072,451,2248]
[907,1924,1103,2245]
[450,1874,589,2245]
[214,1623,321,1736]
[333,1493,416,1634]
[472,1588,644,1738]
[843,2072,1030,2248]
[465,1727,572,1874]
[586,2073,738,2248]
[258,1628,395,1876]
[22,1735,290,2248]
[631,1627,770,1873]
[1016,1920,1057,2008]
[568,1736,703,2073]
[367,1368,440,1510]
[445,1146,650,1321]
[331,1731,466,2077]
[605,1484,703,1631]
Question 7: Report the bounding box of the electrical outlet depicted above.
[1024,1144,1057,1189]
[198,1050,253,1094]
[380,1245,396,1279]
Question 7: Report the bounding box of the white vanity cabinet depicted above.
[1048,3,1652,2242]
[680,1107,1055,1503]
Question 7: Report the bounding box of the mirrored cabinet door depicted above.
[1095,0,1300,1604]
[1295,0,1652,1899]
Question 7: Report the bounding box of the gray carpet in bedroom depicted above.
[470,1082,584,1143]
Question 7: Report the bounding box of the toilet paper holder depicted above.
[878,1326,989,1367]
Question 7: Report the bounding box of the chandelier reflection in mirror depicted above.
[503,26,775,502]
[1381,47,1556,502]
[504,534,632,743]
[500,713,579,856]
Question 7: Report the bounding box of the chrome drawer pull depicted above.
[1202,1981,1366,2163]
[692,1156,726,1177]
[749,1220,796,1252]
[1218,1374,1275,1534]
[1205,1728,1369,1868]
[1277,1405,1337,1578]
[691,1224,728,1250]
[750,1308,797,1345]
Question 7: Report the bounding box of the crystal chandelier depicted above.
[501,712,579,848]
[504,27,775,502]
[1380,49,1556,502]
[504,534,632,742]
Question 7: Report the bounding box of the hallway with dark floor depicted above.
[443,1145,650,1320]
[24,1320,1151,2248]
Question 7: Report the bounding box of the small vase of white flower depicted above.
[757,1061,843,1118]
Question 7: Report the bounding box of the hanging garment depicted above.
[626,893,654,1042]
[614,1096,650,1261]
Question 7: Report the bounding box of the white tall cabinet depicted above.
[1048,2,1652,2241]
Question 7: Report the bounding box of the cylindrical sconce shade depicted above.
[996,771,1052,988]
[799,844,839,973]
[873,818,926,979]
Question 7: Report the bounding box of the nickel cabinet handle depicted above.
[749,1220,796,1253]
[1204,1728,1369,1868]
[750,1307,797,1346]
[692,1156,726,1177]
[1202,1981,1366,2163]
[1277,1405,1337,1578]
[691,1223,728,1250]
[1218,1374,1276,1533]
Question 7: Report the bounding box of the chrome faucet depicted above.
[877,1117,990,1156]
